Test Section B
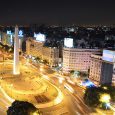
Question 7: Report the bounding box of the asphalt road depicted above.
[33,62,93,115]
[0,59,93,115]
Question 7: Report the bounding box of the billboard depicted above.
[18,30,23,37]
[7,30,23,37]
[64,38,73,48]
[102,50,115,62]
[7,30,12,35]
[34,33,46,42]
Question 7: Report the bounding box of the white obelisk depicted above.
[13,25,20,75]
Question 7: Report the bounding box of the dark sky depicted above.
[0,0,115,25]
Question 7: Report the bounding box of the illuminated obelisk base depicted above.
[13,25,20,75]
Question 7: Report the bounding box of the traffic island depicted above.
[0,62,63,108]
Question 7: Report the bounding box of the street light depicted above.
[32,111,38,115]
[100,94,111,103]
[100,93,111,109]
[59,78,63,84]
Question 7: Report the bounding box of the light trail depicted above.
[64,83,74,93]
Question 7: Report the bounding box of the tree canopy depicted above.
[7,100,40,115]
[84,85,115,108]
[84,87,101,107]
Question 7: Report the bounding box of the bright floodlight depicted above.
[64,38,73,48]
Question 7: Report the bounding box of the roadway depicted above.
[0,87,11,115]
[32,62,93,115]
[0,58,94,115]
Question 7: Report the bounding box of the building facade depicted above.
[89,54,102,85]
[63,48,101,73]
[26,39,59,67]
[89,50,115,85]
[42,46,59,67]
[100,61,113,85]
[26,39,44,58]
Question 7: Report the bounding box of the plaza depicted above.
[0,60,63,108]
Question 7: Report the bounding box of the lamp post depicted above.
[100,93,111,109]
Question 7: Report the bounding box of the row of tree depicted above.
[34,56,48,64]
[70,70,88,78]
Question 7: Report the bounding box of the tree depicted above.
[84,87,101,107]
[101,85,115,101]
[84,85,115,108]
[78,71,88,78]
[70,70,74,74]
[7,100,41,115]
[43,59,48,64]
[35,57,40,62]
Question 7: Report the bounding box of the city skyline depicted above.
[0,1,115,114]
[0,0,115,25]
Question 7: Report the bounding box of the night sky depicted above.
[0,0,115,25]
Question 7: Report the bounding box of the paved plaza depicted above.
[0,61,63,108]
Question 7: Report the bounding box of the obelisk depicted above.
[13,25,20,75]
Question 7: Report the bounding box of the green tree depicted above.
[84,87,101,107]
[7,100,41,115]
[35,57,40,62]
[78,71,88,78]
[43,59,48,64]
[101,85,115,101]
[70,70,74,74]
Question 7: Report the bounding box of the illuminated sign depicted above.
[102,50,115,62]
[18,30,23,37]
[7,30,23,37]
[34,33,46,42]
[64,38,73,48]
[7,31,12,35]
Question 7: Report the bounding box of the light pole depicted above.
[100,93,111,109]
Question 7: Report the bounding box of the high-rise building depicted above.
[63,48,101,74]
[100,61,113,85]
[26,39,59,67]
[42,46,59,67]
[89,50,115,85]
[89,54,102,85]
[27,39,44,58]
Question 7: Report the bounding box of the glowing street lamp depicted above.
[103,86,108,90]
[59,78,63,84]
[100,94,111,103]
[32,111,38,115]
